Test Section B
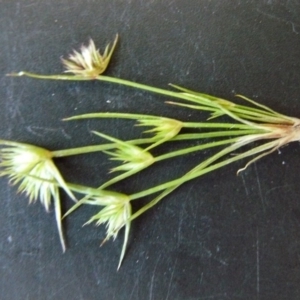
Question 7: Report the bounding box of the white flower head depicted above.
[61,34,118,78]
[0,140,75,252]
[84,193,132,270]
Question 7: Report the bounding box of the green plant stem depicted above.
[51,130,262,158]
[11,71,203,100]
[181,122,257,130]
[51,137,156,157]
[129,136,281,221]
[66,182,124,198]
[170,85,294,123]
[98,138,241,188]
[8,72,90,81]
[154,138,238,162]
[129,138,278,201]
[10,72,272,129]
[64,112,256,130]
[154,130,269,163]
[174,130,265,139]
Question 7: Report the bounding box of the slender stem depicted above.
[129,138,281,221]
[65,111,259,130]
[169,93,257,123]
[231,105,283,119]
[99,167,150,190]
[154,138,238,162]
[52,129,262,158]
[96,75,194,100]
[129,139,278,200]
[174,130,266,140]
[64,134,259,189]
[182,122,257,130]
[224,109,290,124]
[12,71,199,101]
[11,71,274,129]
[52,137,156,157]
[8,72,90,81]
[64,112,164,121]
[66,182,124,198]
[129,186,179,222]
[95,75,261,130]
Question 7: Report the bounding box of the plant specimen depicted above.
[0,140,75,251]
[3,35,300,268]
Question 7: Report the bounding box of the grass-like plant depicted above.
[3,35,300,268]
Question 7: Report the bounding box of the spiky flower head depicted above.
[82,192,131,270]
[0,140,75,252]
[61,35,118,78]
[90,131,155,189]
[93,130,154,170]
[137,117,182,149]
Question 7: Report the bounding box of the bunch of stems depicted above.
[2,36,300,268]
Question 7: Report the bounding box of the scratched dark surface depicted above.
[1,1,300,299]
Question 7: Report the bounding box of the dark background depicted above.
[1,1,300,299]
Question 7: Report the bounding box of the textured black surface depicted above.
[1,1,300,299]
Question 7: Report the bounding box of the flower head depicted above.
[137,117,182,149]
[61,35,118,78]
[93,131,153,171]
[82,192,131,270]
[91,131,154,189]
[108,141,154,173]
[0,140,75,252]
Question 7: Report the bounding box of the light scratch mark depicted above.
[198,293,228,299]
[24,2,40,8]
[177,185,193,246]
[26,126,72,139]
[256,228,260,300]
[240,173,249,197]
[177,205,184,247]
[165,258,178,300]
[254,164,265,211]
[88,253,101,285]
[149,254,161,300]
[129,255,147,300]
[199,272,204,286]
[265,184,294,197]
[290,22,299,34]
[256,8,299,34]
[48,279,77,299]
